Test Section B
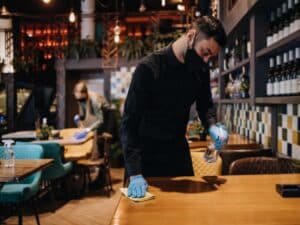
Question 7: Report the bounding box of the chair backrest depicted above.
[190,151,222,176]
[0,144,44,183]
[219,148,274,175]
[229,157,297,175]
[98,133,112,166]
[16,142,71,180]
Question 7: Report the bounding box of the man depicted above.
[73,80,109,140]
[120,16,229,198]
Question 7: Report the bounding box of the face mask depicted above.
[77,98,86,103]
[184,48,207,73]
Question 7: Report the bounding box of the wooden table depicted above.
[189,133,263,150]
[111,174,300,225]
[0,159,53,184]
[2,128,95,161]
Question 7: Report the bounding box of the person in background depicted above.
[120,16,229,198]
[73,80,109,140]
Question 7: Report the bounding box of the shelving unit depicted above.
[215,0,300,154]
[215,0,300,106]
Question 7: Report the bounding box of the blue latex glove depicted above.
[208,123,229,151]
[73,130,88,140]
[128,175,148,198]
[73,114,81,126]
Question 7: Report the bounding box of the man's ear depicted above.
[186,29,196,48]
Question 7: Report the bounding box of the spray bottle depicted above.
[2,140,15,167]
[204,125,227,163]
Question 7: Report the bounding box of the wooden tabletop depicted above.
[111,174,300,225]
[0,159,53,183]
[189,133,263,150]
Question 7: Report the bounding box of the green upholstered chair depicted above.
[0,145,44,225]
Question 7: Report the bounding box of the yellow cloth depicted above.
[120,188,155,202]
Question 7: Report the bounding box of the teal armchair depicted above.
[16,142,73,200]
[0,145,44,225]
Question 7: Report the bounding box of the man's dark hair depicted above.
[190,16,227,47]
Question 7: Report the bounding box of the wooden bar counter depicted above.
[189,133,263,150]
[111,174,300,225]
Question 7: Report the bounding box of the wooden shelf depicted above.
[220,58,250,77]
[256,30,300,58]
[219,98,251,104]
[213,99,220,104]
[255,96,300,104]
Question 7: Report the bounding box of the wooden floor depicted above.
[3,168,124,225]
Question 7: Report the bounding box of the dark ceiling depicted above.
[5,0,210,15]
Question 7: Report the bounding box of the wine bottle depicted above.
[267,57,275,96]
[291,0,300,33]
[273,55,282,96]
[241,32,248,60]
[291,47,299,95]
[295,47,300,95]
[288,0,294,33]
[281,2,288,39]
[280,52,288,95]
[273,7,281,43]
[233,38,242,64]
[267,11,275,46]
[286,49,294,96]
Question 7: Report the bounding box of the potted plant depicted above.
[187,119,207,141]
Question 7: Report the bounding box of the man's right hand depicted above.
[128,174,148,198]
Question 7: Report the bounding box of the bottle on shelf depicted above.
[286,49,294,95]
[267,11,276,46]
[293,47,300,95]
[273,7,282,43]
[283,2,291,38]
[241,32,249,60]
[273,55,282,96]
[223,47,230,70]
[266,57,275,96]
[239,66,250,98]
[279,2,288,40]
[290,0,300,33]
[280,52,289,95]
[233,38,242,65]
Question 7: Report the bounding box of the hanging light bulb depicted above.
[69,9,76,23]
[0,5,10,16]
[161,0,166,7]
[139,0,146,12]
[114,34,120,44]
[177,4,185,11]
[42,0,51,4]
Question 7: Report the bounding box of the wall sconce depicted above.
[161,0,166,7]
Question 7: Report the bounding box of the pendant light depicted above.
[69,9,76,23]
[139,0,146,12]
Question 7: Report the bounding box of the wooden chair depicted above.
[77,132,113,196]
[229,156,297,175]
[190,151,222,176]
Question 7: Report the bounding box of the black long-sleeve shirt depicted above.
[120,44,216,176]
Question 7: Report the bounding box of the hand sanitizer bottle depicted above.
[2,140,15,167]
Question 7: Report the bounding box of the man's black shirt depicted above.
[120,44,216,176]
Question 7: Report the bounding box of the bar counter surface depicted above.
[111,174,300,225]
[189,133,263,150]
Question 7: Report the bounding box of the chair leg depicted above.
[32,199,41,225]
[17,204,23,225]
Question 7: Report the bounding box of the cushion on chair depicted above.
[190,151,222,176]
[229,157,297,175]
